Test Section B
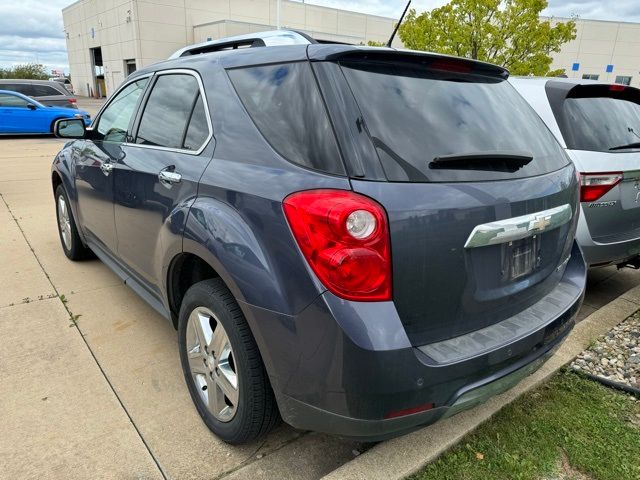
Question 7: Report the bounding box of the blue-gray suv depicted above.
[52,31,586,444]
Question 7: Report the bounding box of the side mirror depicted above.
[55,118,86,139]
[27,103,37,110]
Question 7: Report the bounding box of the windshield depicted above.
[339,60,568,182]
[560,92,640,152]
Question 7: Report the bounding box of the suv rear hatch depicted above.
[312,48,580,346]
[546,82,640,243]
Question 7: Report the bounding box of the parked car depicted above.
[50,77,75,95]
[51,31,586,445]
[0,90,90,135]
[0,79,78,109]
[512,78,640,267]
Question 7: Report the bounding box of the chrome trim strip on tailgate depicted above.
[464,204,573,249]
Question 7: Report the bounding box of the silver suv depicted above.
[0,79,78,109]
[512,78,640,268]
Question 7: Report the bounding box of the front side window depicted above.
[135,74,205,150]
[0,93,30,107]
[228,62,345,175]
[96,78,148,143]
[558,85,640,152]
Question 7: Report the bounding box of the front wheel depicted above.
[55,185,92,260]
[178,278,279,444]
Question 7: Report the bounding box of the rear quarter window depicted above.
[227,62,345,176]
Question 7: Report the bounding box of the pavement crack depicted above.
[0,193,168,480]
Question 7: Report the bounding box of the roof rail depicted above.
[169,30,316,59]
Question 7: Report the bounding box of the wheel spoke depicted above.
[206,374,223,415]
[195,312,213,348]
[214,368,239,406]
[188,348,207,375]
[210,322,228,358]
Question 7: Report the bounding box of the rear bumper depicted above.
[577,205,640,266]
[241,243,586,441]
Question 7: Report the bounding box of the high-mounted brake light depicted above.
[429,59,473,74]
[580,172,623,202]
[283,190,392,301]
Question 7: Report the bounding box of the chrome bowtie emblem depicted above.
[529,216,551,232]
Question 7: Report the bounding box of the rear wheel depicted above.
[55,185,92,260]
[178,278,279,444]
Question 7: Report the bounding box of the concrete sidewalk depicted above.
[1,135,639,479]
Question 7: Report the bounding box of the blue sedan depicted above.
[0,89,91,135]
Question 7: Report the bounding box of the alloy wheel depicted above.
[57,194,72,251]
[186,307,239,422]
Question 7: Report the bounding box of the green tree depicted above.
[399,0,576,76]
[0,63,50,80]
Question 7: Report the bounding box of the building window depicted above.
[582,74,599,80]
[615,76,632,86]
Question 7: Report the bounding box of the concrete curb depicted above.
[321,285,640,480]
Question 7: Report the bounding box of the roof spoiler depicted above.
[169,30,317,59]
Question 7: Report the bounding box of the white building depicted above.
[62,0,398,97]
[551,17,640,87]
[62,1,640,97]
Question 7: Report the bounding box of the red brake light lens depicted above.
[68,98,77,103]
[579,172,623,202]
[283,189,392,301]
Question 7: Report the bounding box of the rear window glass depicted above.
[558,87,640,152]
[340,60,569,182]
[228,62,345,175]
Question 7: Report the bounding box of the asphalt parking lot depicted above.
[1,99,640,479]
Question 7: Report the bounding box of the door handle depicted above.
[158,169,182,186]
[100,163,114,176]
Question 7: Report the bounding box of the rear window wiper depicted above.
[609,142,640,151]
[430,151,533,172]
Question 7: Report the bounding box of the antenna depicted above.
[386,1,411,48]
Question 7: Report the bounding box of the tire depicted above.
[55,185,92,260]
[178,278,279,444]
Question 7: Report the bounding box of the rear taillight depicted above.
[283,189,392,301]
[579,172,623,202]
[68,98,77,103]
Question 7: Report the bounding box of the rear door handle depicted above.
[158,169,182,186]
[100,162,114,176]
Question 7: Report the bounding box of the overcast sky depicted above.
[2,0,639,73]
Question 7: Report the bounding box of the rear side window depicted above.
[228,62,345,175]
[0,83,27,94]
[339,60,568,182]
[554,85,640,152]
[32,84,63,96]
[183,95,209,151]
[136,73,208,151]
